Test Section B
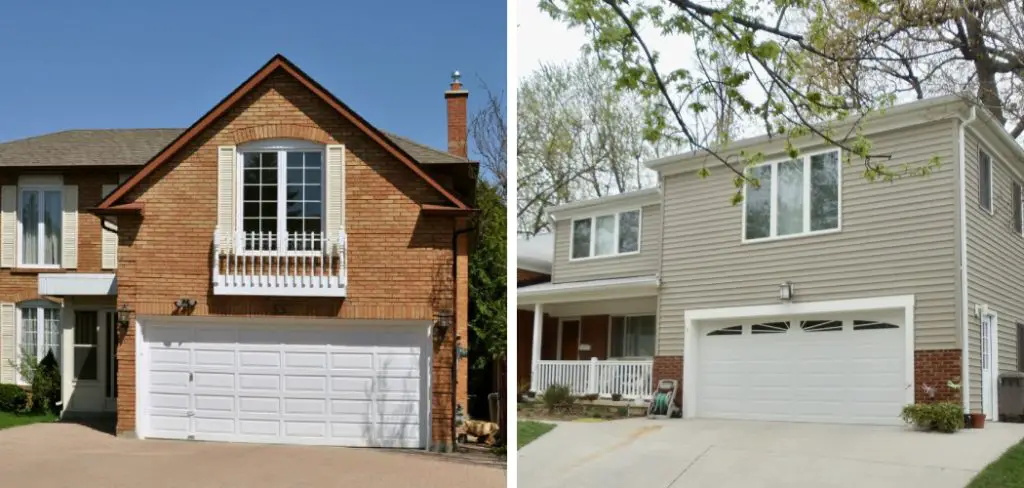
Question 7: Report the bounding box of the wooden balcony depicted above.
[212,230,347,297]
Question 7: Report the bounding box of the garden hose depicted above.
[651,391,670,415]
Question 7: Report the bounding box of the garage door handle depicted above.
[189,372,194,382]
[186,411,195,417]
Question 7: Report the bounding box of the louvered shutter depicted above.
[0,303,15,383]
[217,146,237,250]
[325,144,345,249]
[0,186,15,268]
[61,185,78,269]
[101,184,118,269]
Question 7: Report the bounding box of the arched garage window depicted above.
[707,325,742,336]
[751,322,789,334]
[853,320,899,331]
[801,320,843,332]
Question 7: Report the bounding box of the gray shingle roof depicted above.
[0,128,469,167]
[0,129,182,167]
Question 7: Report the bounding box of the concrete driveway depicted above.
[519,418,1024,488]
[0,423,504,488]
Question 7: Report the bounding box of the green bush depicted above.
[582,393,599,401]
[901,402,964,433]
[30,351,60,415]
[542,384,574,412]
[0,384,28,413]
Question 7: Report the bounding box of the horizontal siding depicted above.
[658,119,959,355]
[552,204,660,283]
[964,130,1024,413]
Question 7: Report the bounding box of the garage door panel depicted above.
[284,375,327,393]
[148,415,190,438]
[283,398,328,415]
[238,374,281,391]
[195,417,235,435]
[239,419,280,436]
[330,399,372,415]
[284,420,328,438]
[331,377,373,392]
[194,349,235,368]
[239,351,281,368]
[150,392,189,409]
[285,351,329,369]
[331,352,373,369]
[194,371,234,389]
[195,394,234,413]
[239,397,280,414]
[150,348,191,369]
[150,371,190,387]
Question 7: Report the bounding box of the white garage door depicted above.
[139,320,429,448]
[696,314,907,425]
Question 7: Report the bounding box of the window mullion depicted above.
[36,307,44,359]
[769,163,778,237]
[803,156,812,233]
[613,212,620,254]
[277,150,287,250]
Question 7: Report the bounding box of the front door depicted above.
[67,310,114,413]
[559,319,580,360]
[982,312,998,420]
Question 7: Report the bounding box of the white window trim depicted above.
[16,184,63,269]
[235,139,325,256]
[980,148,995,215]
[568,208,643,261]
[741,148,843,244]
[607,314,656,359]
[15,302,61,386]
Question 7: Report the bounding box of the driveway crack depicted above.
[663,444,713,488]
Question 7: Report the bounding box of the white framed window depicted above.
[569,209,642,260]
[17,302,61,384]
[980,149,993,214]
[1013,180,1022,236]
[236,140,324,253]
[17,186,62,267]
[743,149,841,241]
[609,315,656,358]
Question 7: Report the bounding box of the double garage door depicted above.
[695,312,908,425]
[138,320,429,448]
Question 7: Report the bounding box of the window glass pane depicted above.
[42,191,62,265]
[594,215,616,256]
[618,210,640,253]
[610,316,625,357]
[285,151,323,251]
[745,165,772,239]
[980,151,992,210]
[74,312,98,381]
[43,308,61,364]
[20,308,37,364]
[240,151,279,250]
[75,348,97,381]
[776,160,804,236]
[21,191,39,265]
[810,152,839,231]
[571,219,591,258]
[626,316,656,357]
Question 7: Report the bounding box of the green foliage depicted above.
[900,402,964,433]
[582,393,600,401]
[30,351,61,415]
[968,440,1024,488]
[468,181,507,364]
[0,384,28,413]
[518,421,556,448]
[542,384,574,412]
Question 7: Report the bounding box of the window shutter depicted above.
[325,144,345,248]
[61,185,78,269]
[101,184,118,269]
[0,186,15,268]
[217,146,236,250]
[1015,182,1023,234]
[0,303,14,383]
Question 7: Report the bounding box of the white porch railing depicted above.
[534,358,653,400]
[212,230,347,297]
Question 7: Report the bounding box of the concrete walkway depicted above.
[519,418,1024,488]
[0,423,505,488]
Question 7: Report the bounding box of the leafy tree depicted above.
[468,180,507,363]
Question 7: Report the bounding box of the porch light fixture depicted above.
[779,282,794,301]
[435,309,454,339]
[116,303,134,333]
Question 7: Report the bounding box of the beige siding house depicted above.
[519,94,1024,426]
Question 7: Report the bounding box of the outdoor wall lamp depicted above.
[116,303,134,334]
[779,282,794,301]
[174,297,197,311]
[434,309,454,340]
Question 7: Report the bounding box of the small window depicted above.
[853,320,899,331]
[980,150,993,213]
[74,311,99,381]
[801,320,843,332]
[239,142,324,252]
[1014,181,1023,235]
[743,150,840,241]
[569,209,642,260]
[751,322,789,334]
[571,218,591,259]
[609,315,656,357]
[19,187,63,267]
[707,325,742,336]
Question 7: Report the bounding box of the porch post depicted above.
[531,302,544,392]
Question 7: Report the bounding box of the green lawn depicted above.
[968,440,1024,488]
[0,411,57,430]
[518,420,555,448]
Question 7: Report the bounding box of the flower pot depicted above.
[963,413,973,428]
[970,412,986,429]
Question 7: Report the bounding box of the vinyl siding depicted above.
[658,119,959,355]
[551,204,660,283]
[963,129,1024,413]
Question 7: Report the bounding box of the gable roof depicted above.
[384,132,470,165]
[97,54,471,211]
[0,129,180,167]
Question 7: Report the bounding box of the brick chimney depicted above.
[445,70,469,158]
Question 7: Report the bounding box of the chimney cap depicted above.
[451,70,461,83]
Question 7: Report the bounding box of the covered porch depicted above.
[518,275,658,400]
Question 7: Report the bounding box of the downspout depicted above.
[958,105,977,411]
[450,223,475,451]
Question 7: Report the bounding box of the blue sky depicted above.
[0,1,506,163]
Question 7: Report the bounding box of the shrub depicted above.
[611,393,623,401]
[526,390,537,399]
[581,393,600,401]
[0,384,28,413]
[542,384,574,412]
[901,402,964,433]
[29,351,60,415]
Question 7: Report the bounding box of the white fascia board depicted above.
[517,275,659,305]
[38,273,117,296]
[548,188,661,221]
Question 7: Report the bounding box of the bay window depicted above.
[743,150,840,241]
[239,141,324,252]
[19,187,62,266]
[570,209,641,259]
[609,315,656,358]
[19,303,61,383]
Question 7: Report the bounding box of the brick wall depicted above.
[914,349,963,404]
[113,70,468,450]
[653,355,683,406]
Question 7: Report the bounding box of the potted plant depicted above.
[970,411,986,429]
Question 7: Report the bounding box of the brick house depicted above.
[0,54,476,451]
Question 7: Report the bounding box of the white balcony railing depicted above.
[212,230,347,297]
[534,358,653,400]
